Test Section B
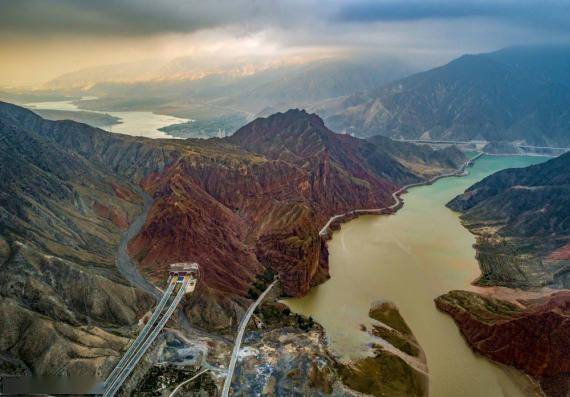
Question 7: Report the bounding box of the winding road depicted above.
[397,138,570,154]
[116,188,161,299]
[221,280,278,397]
[319,152,483,236]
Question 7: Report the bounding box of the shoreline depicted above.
[24,97,186,140]
[306,152,547,397]
[318,151,484,239]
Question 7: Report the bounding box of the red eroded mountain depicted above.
[229,109,402,220]
[436,291,570,397]
[0,101,467,368]
[129,110,464,306]
[129,139,328,299]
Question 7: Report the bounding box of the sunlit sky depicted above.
[1,0,569,87]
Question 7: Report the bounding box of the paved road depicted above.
[319,152,483,236]
[104,277,191,397]
[105,277,176,387]
[116,189,161,299]
[169,368,209,397]
[221,280,278,397]
[517,144,570,150]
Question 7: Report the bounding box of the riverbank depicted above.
[23,98,189,139]
[31,108,122,128]
[319,152,483,239]
[442,152,570,396]
[286,154,548,397]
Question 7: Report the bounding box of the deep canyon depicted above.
[0,101,468,395]
[0,98,567,396]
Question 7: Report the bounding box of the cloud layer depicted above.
[0,0,317,36]
[3,0,569,36]
[336,0,570,30]
[1,0,569,86]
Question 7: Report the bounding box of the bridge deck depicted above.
[103,275,193,397]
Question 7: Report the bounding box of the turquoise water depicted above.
[286,155,548,397]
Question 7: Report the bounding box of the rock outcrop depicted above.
[436,290,570,397]
[447,152,570,289]
[339,301,428,397]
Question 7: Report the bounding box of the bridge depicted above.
[395,138,488,145]
[397,138,570,154]
[103,262,199,397]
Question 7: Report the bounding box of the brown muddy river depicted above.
[286,155,548,397]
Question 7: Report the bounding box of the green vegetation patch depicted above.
[372,325,420,357]
[369,301,412,336]
[339,349,427,397]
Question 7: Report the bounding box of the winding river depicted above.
[286,155,548,397]
[18,95,553,394]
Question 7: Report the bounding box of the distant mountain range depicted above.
[47,56,414,99]
[6,45,570,146]
[323,45,570,147]
[33,55,418,139]
[44,56,416,114]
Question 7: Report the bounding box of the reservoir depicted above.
[24,98,188,139]
[286,155,548,397]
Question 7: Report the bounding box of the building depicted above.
[169,262,199,279]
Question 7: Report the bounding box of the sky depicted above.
[1,0,569,87]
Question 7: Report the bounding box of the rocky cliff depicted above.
[441,152,570,396]
[128,110,466,302]
[436,290,569,397]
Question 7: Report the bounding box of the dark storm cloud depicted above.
[337,1,501,21]
[335,1,570,31]
[1,0,568,38]
[0,0,281,36]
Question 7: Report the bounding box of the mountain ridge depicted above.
[323,45,570,147]
[447,152,570,288]
[0,101,153,377]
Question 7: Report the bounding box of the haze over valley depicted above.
[0,1,568,396]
